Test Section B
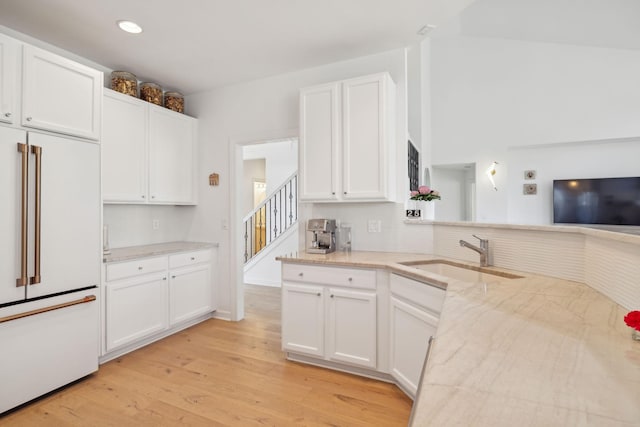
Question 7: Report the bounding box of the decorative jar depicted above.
[110,71,137,97]
[140,82,162,105]
[164,91,184,113]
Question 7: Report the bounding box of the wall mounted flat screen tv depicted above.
[553,177,640,226]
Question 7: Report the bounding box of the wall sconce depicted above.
[486,161,498,191]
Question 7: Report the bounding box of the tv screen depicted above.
[553,177,640,226]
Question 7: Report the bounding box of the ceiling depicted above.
[3,0,637,96]
[438,0,640,51]
[0,0,472,94]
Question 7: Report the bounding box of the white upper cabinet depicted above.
[102,90,147,202]
[102,89,198,205]
[0,33,18,125]
[299,72,396,202]
[22,45,102,140]
[299,82,340,201]
[148,105,197,204]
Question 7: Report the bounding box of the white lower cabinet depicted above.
[282,264,377,369]
[327,287,377,368]
[106,272,168,352]
[282,283,325,357]
[169,264,212,326]
[103,248,215,359]
[389,274,445,398]
[281,263,446,399]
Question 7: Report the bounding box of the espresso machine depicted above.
[306,219,337,254]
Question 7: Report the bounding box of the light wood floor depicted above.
[1,284,412,426]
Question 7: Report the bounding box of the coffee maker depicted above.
[306,219,337,254]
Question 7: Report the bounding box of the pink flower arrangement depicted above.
[410,185,441,202]
[624,311,640,331]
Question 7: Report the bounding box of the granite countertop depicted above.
[277,251,640,425]
[103,241,218,263]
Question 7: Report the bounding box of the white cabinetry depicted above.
[0,33,18,125]
[148,105,196,204]
[102,90,147,202]
[281,263,377,369]
[168,250,213,325]
[102,88,197,205]
[389,274,445,398]
[282,283,325,357]
[0,34,101,139]
[103,248,215,359]
[327,287,377,368]
[299,72,395,202]
[22,45,101,140]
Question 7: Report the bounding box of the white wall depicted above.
[507,138,640,224]
[187,48,412,319]
[243,139,298,195]
[103,205,195,248]
[429,35,640,223]
[242,158,265,217]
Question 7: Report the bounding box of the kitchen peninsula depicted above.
[277,240,640,425]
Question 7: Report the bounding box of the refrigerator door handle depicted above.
[30,145,42,285]
[16,143,28,287]
[0,295,96,324]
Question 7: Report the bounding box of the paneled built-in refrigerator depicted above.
[0,126,100,413]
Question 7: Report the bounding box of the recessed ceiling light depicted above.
[117,20,143,34]
[417,24,436,36]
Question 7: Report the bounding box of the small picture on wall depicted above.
[523,183,537,195]
[524,170,536,180]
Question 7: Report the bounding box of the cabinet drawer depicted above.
[391,274,446,315]
[282,263,375,290]
[169,249,211,269]
[106,256,167,282]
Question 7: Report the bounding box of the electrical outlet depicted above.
[367,220,382,233]
[152,219,160,230]
[221,219,229,230]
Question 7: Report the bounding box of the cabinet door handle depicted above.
[141,195,146,199]
[163,277,167,281]
[348,277,353,282]
[4,112,11,118]
[26,116,33,122]
[330,294,334,298]
[316,292,321,297]
[298,272,303,277]
[332,192,335,195]
[171,275,176,279]
[151,195,155,199]
[138,266,143,270]
[190,257,195,261]
[343,192,347,195]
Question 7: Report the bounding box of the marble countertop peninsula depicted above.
[277,251,640,426]
[103,241,218,263]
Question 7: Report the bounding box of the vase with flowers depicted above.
[409,186,441,220]
[624,311,640,341]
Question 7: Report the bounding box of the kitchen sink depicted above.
[399,260,523,282]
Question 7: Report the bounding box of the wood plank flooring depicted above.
[1,284,412,426]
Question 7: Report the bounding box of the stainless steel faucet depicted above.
[459,234,490,267]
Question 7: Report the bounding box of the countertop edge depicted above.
[104,241,219,263]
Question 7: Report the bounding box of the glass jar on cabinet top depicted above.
[164,91,184,113]
[140,82,162,105]
[110,71,138,97]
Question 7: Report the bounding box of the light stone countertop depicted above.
[103,241,218,263]
[277,251,640,426]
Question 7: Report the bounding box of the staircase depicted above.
[243,173,298,264]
